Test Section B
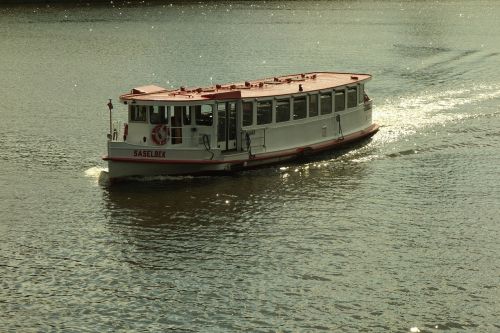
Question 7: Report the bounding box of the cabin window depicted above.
[293,96,307,120]
[335,90,345,112]
[320,92,333,115]
[228,102,237,141]
[159,106,167,120]
[309,94,318,117]
[149,106,168,124]
[276,98,290,123]
[257,100,272,125]
[347,87,358,108]
[129,105,147,122]
[358,84,364,104]
[182,106,191,125]
[242,101,253,127]
[217,103,226,142]
[193,105,213,126]
[171,106,184,144]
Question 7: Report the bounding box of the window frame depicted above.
[182,106,192,125]
[149,105,168,125]
[347,86,358,109]
[308,93,319,118]
[242,101,254,127]
[275,97,291,123]
[335,89,346,112]
[320,91,333,115]
[129,105,148,122]
[292,95,307,120]
[256,99,273,126]
[358,83,365,104]
[193,104,214,126]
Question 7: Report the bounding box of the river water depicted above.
[1,1,499,332]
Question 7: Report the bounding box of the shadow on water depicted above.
[97,137,378,232]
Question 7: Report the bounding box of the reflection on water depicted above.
[102,141,374,228]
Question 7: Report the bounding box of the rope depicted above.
[336,115,344,140]
[202,134,214,160]
[245,132,254,158]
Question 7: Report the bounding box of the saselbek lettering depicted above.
[133,150,166,158]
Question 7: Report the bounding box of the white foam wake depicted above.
[373,83,500,144]
[84,166,107,179]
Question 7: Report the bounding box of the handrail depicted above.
[110,123,209,147]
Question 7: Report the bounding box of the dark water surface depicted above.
[1,1,499,332]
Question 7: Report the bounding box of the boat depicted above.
[103,71,379,181]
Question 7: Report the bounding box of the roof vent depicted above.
[351,75,359,80]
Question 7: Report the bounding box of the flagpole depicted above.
[107,99,114,141]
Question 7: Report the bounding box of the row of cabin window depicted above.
[243,87,360,127]
[129,105,213,126]
[129,86,364,126]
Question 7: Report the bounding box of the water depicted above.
[1,1,499,331]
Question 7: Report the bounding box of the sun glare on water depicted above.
[373,83,500,144]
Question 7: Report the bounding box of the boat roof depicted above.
[119,71,371,103]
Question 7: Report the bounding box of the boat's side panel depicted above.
[261,117,336,152]
[335,104,372,136]
[245,123,379,165]
[105,123,378,180]
[107,141,219,161]
[107,160,230,179]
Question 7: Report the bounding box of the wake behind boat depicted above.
[103,71,379,181]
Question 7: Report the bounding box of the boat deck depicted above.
[119,71,371,103]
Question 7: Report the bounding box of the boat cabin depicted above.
[113,72,372,156]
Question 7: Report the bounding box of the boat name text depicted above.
[133,150,166,158]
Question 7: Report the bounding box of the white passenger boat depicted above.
[103,71,379,181]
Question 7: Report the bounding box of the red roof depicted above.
[119,71,371,103]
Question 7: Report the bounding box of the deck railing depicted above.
[111,121,123,141]
[111,122,208,147]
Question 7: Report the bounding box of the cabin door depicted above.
[217,102,237,151]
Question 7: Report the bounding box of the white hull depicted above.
[107,160,230,178]
[104,123,379,181]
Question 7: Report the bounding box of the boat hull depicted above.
[103,123,379,181]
